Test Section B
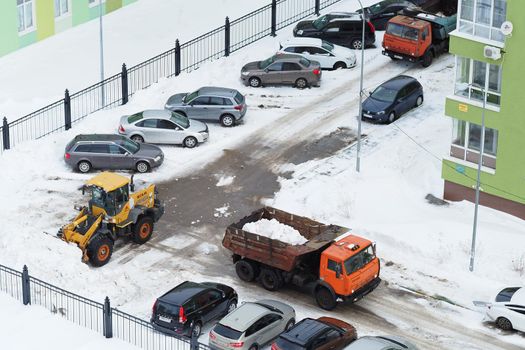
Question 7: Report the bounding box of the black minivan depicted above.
[362,75,423,124]
[293,12,376,50]
[151,281,238,337]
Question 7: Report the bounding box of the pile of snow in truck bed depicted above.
[242,218,307,245]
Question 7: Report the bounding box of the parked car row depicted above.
[150,280,419,350]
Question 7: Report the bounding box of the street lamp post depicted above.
[99,0,105,107]
[469,83,488,272]
[356,0,365,172]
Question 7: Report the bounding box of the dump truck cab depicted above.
[382,8,456,67]
[59,172,164,267]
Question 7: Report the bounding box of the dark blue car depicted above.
[362,75,423,124]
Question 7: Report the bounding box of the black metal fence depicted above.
[0,0,342,154]
[0,263,210,350]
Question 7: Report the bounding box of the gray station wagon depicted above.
[165,87,247,127]
[64,134,164,173]
[118,109,209,148]
[240,54,322,89]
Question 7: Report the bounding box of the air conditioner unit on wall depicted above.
[484,46,501,60]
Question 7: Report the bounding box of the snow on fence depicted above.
[0,264,209,350]
[0,0,343,154]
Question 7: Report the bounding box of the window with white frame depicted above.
[459,0,507,42]
[452,119,498,156]
[454,56,502,106]
[17,0,34,33]
[55,0,69,18]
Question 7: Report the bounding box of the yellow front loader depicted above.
[58,172,164,267]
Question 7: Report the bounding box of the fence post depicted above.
[121,64,129,105]
[271,0,277,36]
[315,0,320,15]
[21,265,30,305]
[175,40,181,76]
[2,117,9,150]
[224,17,231,57]
[64,89,71,131]
[103,297,113,338]
[191,333,199,350]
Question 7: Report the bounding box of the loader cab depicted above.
[84,172,131,218]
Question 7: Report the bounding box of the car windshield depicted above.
[118,138,140,154]
[213,324,242,340]
[127,112,143,123]
[371,86,398,103]
[386,23,419,41]
[170,112,190,128]
[344,245,375,275]
[368,0,397,15]
[312,15,330,29]
[156,301,180,318]
[234,92,244,105]
[496,287,520,302]
[259,56,276,69]
[184,90,199,104]
[321,40,334,52]
[274,338,304,350]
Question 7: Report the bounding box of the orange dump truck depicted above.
[382,8,457,67]
[222,207,380,310]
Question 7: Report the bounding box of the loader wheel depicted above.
[87,236,114,267]
[133,216,154,244]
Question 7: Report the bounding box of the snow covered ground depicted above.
[0,0,524,348]
[0,292,138,350]
[0,0,269,119]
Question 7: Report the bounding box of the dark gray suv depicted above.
[165,87,247,127]
[64,134,164,173]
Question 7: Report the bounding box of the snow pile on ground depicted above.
[0,292,138,350]
[216,175,235,187]
[243,218,307,245]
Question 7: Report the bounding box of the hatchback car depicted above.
[279,38,356,70]
[165,87,247,127]
[151,281,238,338]
[362,75,423,123]
[293,12,376,50]
[241,54,321,89]
[485,286,525,332]
[64,134,163,173]
[209,300,295,350]
[357,0,415,30]
[118,110,208,148]
[343,335,419,350]
[272,317,357,350]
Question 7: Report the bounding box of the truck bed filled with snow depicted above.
[242,218,308,245]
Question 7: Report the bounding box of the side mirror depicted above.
[368,91,372,96]
[264,68,269,73]
[302,51,309,55]
[74,204,83,211]
[335,264,342,279]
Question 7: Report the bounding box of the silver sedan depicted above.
[118,110,208,148]
[209,300,295,350]
[343,336,419,350]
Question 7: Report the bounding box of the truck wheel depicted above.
[235,260,257,282]
[87,235,114,267]
[422,51,433,68]
[315,287,337,310]
[132,216,154,244]
[260,268,282,291]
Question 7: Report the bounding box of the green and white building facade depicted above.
[442,0,525,219]
[0,0,137,57]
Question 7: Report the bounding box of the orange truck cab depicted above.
[223,207,381,310]
[382,9,456,67]
[318,235,380,308]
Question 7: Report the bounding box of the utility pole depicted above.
[356,0,365,172]
[99,0,105,107]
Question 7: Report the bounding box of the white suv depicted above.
[485,287,525,332]
[278,38,357,70]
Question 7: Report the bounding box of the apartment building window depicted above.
[17,0,34,33]
[451,119,498,168]
[459,0,507,42]
[55,0,69,18]
[454,56,502,106]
